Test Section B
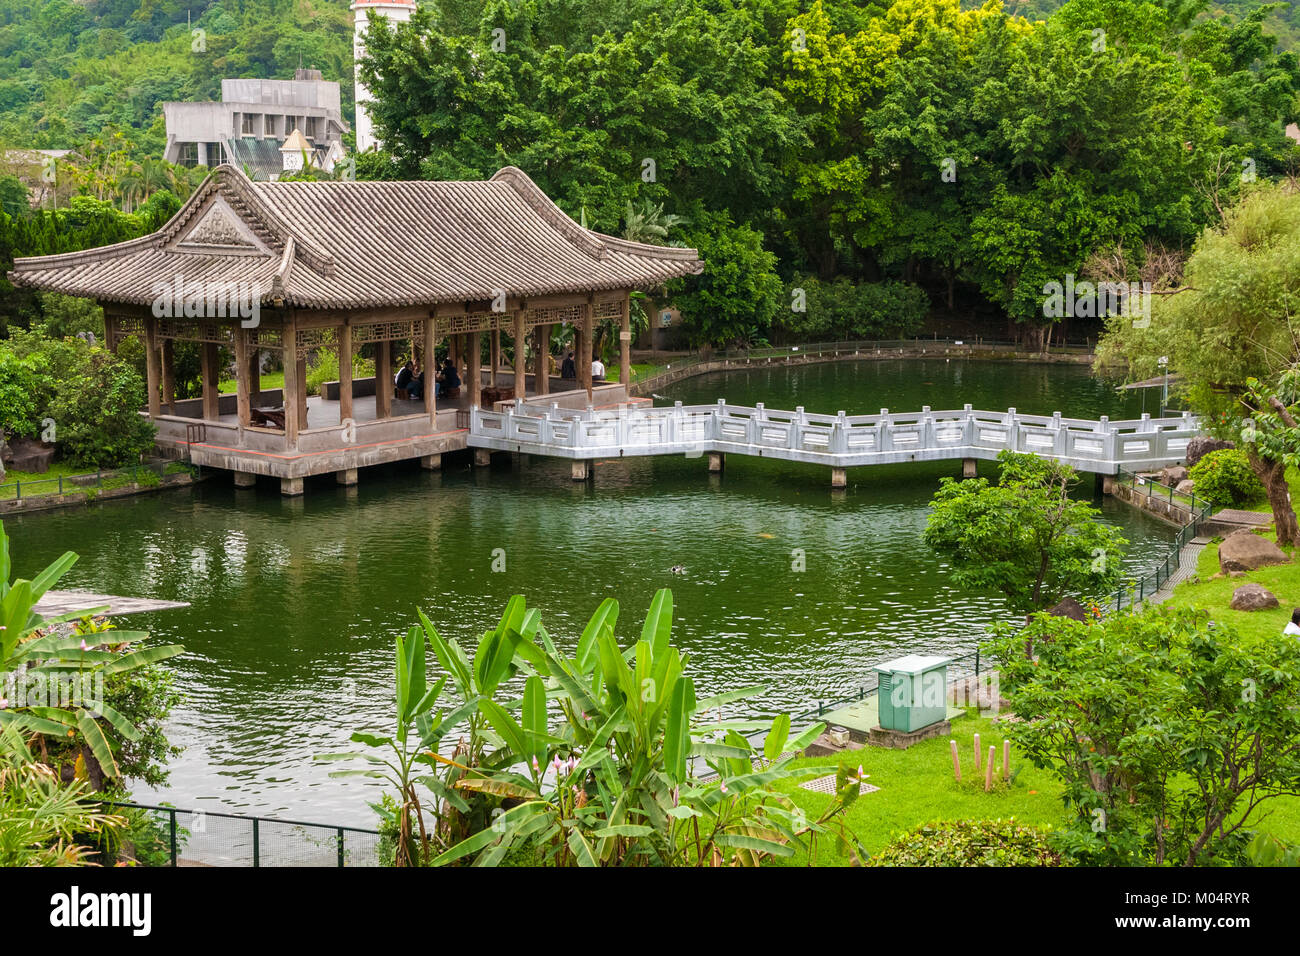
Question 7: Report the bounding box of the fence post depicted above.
[14,481,19,501]
[169,809,177,867]
[58,476,63,495]
[975,649,980,676]
[253,818,260,867]
[337,828,345,868]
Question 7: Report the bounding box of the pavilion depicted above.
[10,164,702,494]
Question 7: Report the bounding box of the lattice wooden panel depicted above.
[249,326,283,349]
[158,319,235,345]
[526,304,586,328]
[352,319,425,344]
[435,312,507,336]
[593,299,624,321]
[106,314,144,345]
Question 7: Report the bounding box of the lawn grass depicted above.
[0,461,99,500]
[217,370,285,394]
[771,713,1070,865]
[603,362,664,384]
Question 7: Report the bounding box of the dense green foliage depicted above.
[989,604,1300,866]
[923,450,1128,612]
[1,331,156,467]
[1188,446,1266,505]
[359,0,1299,346]
[868,818,1063,865]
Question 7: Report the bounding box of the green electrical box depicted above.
[876,655,951,732]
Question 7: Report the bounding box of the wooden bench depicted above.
[250,407,286,429]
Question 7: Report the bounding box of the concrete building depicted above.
[352,0,416,153]
[162,70,347,179]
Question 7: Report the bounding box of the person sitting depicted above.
[436,358,461,398]
[395,361,421,400]
[560,351,577,380]
[1285,608,1300,637]
[591,355,606,381]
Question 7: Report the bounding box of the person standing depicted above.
[1285,608,1300,637]
[591,355,606,381]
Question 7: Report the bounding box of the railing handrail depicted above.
[97,799,380,835]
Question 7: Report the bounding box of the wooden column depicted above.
[581,300,594,401]
[573,323,584,395]
[295,353,308,432]
[467,330,481,406]
[144,317,161,417]
[536,324,551,397]
[282,317,300,447]
[248,345,261,407]
[620,293,632,391]
[513,310,527,403]
[161,339,177,412]
[375,338,392,419]
[424,317,437,423]
[233,325,252,427]
[339,323,353,425]
[490,329,500,386]
[201,342,220,421]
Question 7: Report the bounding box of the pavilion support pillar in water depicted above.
[571,460,589,481]
[144,316,161,417]
[282,317,300,447]
[474,448,491,467]
[513,309,527,405]
[337,468,358,486]
[423,315,437,423]
[619,292,632,393]
[708,452,724,473]
[831,467,847,489]
[281,477,304,496]
[201,342,220,421]
[233,325,252,427]
[962,457,977,479]
[233,471,256,488]
[421,453,441,470]
[375,338,392,420]
[161,338,177,413]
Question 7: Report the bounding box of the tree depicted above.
[989,604,1300,866]
[923,450,1128,615]
[1096,184,1300,545]
[1240,366,1300,543]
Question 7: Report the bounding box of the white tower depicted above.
[351,0,416,153]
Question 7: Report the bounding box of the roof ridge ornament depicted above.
[490,166,608,262]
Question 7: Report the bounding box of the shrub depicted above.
[869,819,1062,866]
[775,277,929,343]
[1188,448,1265,506]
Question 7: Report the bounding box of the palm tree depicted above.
[622,199,687,246]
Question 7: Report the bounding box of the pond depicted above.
[3,359,1173,827]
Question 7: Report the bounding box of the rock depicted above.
[1186,436,1235,468]
[1161,465,1190,485]
[2,436,54,474]
[1047,596,1090,621]
[1176,479,1195,495]
[1219,529,1291,574]
[1229,582,1279,611]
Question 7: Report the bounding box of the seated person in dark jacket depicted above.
[436,359,461,398]
[395,361,421,399]
[560,351,577,380]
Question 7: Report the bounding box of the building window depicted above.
[305,117,318,140]
[205,142,227,166]
[241,113,254,135]
[178,142,198,167]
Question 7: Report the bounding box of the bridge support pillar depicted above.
[962,457,978,479]
[831,467,847,489]
[233,471,257,489]
[571,460,589,482]
[280,477,304,497]
[336,468,358,486]
[474,449,491,467]
[421,454,441,471]
[1101,474,1116,496]
[708,452,724,473]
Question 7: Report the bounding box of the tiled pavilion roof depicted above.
[10,164,703,310]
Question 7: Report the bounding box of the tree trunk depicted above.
[1247,449,1300,546]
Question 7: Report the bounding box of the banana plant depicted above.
[434,589,830,867]
[0,521,183,779]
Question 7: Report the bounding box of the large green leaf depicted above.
[76,711,120,779]
[664,676,693,785]
[763,714,790,762]
[102,644,185,675]
[640,588,673,659]
[478,699,527,759]
[576,598,619,672]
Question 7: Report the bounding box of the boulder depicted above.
[1161,465,1189,486]
[1176,479,1195,495]
[1048,596,1090,621]
[1219,529,1290,574]
[1186,436,1235,468]
[1229,582,1279,611]
[2,436,54,474]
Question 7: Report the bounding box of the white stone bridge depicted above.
[468,400,1199,485]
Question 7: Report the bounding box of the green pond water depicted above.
[3,359,1173,826]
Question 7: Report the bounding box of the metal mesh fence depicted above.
[0,460,198,502]
[102,802,381,867]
